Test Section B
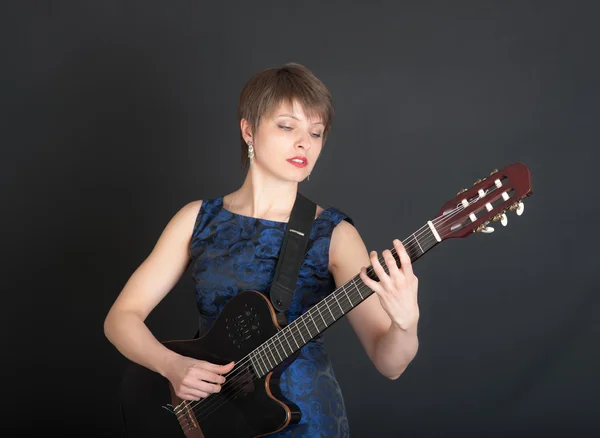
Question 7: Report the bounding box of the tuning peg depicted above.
[457,188,468,196]
[492,211,508,226]
[489,169,498,176]
[508,201,525,215]
[475,221,494,233]
[516,201,524,216]
[473,178,483,186]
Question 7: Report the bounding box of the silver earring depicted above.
[247,140,254,164]
[307,173,310,181]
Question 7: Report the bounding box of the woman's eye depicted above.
[278,124,321,138]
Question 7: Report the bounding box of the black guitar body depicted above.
[120,291,301,438]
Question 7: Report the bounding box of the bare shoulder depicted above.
[150,199,204,255]
[104,199,205,320]
[142,198,205,265]
[329,217,362,241]
[180,199,203,218]
[169,200,203,232]
[329,216,368,269]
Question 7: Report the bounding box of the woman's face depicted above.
[249,99,324,182]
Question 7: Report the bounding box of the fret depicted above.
[280,335,289,356]
[307,311,319,333]
[250,354,262,377]
[351,278,363,301]
[412,233,424,254]
[296,320,307,343]
[341,285,354,309]
[406,238,421,261]
[302,316,312,338]
[290,324,302,347]
[260,345,271,370]
[417,228,436,257]
[333,292,344,314]
[275,335,287,356]
[283,331,294,354]
[324,299,335,320]
[273,340,283,362]
[315,305,328,328]
[265,344,277,368]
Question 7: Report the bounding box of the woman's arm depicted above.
[104,201,234,400]
[329,220,419,380]
[104,200,201,374]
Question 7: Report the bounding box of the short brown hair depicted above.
[237,62,334,169]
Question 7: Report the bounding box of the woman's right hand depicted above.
[164,355,235,401]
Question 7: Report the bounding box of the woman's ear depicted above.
[240,118,253,144]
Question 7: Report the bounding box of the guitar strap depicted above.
[196,192,316,336]
[268,191,316,327]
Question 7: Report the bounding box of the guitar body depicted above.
[120,290,301,438]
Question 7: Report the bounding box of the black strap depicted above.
[196,192,316,336]
[269,192,316,326]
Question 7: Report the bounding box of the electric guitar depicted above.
[119,162,533,437]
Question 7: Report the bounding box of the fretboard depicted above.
[249,222,440,378]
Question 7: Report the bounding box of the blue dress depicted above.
[189,195,354,437]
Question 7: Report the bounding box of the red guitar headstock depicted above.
[435,162,533,239]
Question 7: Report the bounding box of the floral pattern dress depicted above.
[189,195,353,437]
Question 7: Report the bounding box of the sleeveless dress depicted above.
[189,195,354,437]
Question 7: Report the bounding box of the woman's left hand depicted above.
[359,239,419,331]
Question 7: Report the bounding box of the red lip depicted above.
[287,157,307,168]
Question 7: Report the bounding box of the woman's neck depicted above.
[226,168,298,222]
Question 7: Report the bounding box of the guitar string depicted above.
[181,185,514,429]
[176,224,445,425]
[177,183,509,425]
[177,183,505,425]
[191,257,420,425]
[180,209,462,426]
[177,184,504,425]
[174,199,458,422]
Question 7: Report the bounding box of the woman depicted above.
[104,62,420,437]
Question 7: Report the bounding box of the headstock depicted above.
[434,162,533,240]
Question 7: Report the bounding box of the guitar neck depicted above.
[249,221,440,378]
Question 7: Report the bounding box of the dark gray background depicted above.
[2,1,598,436]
